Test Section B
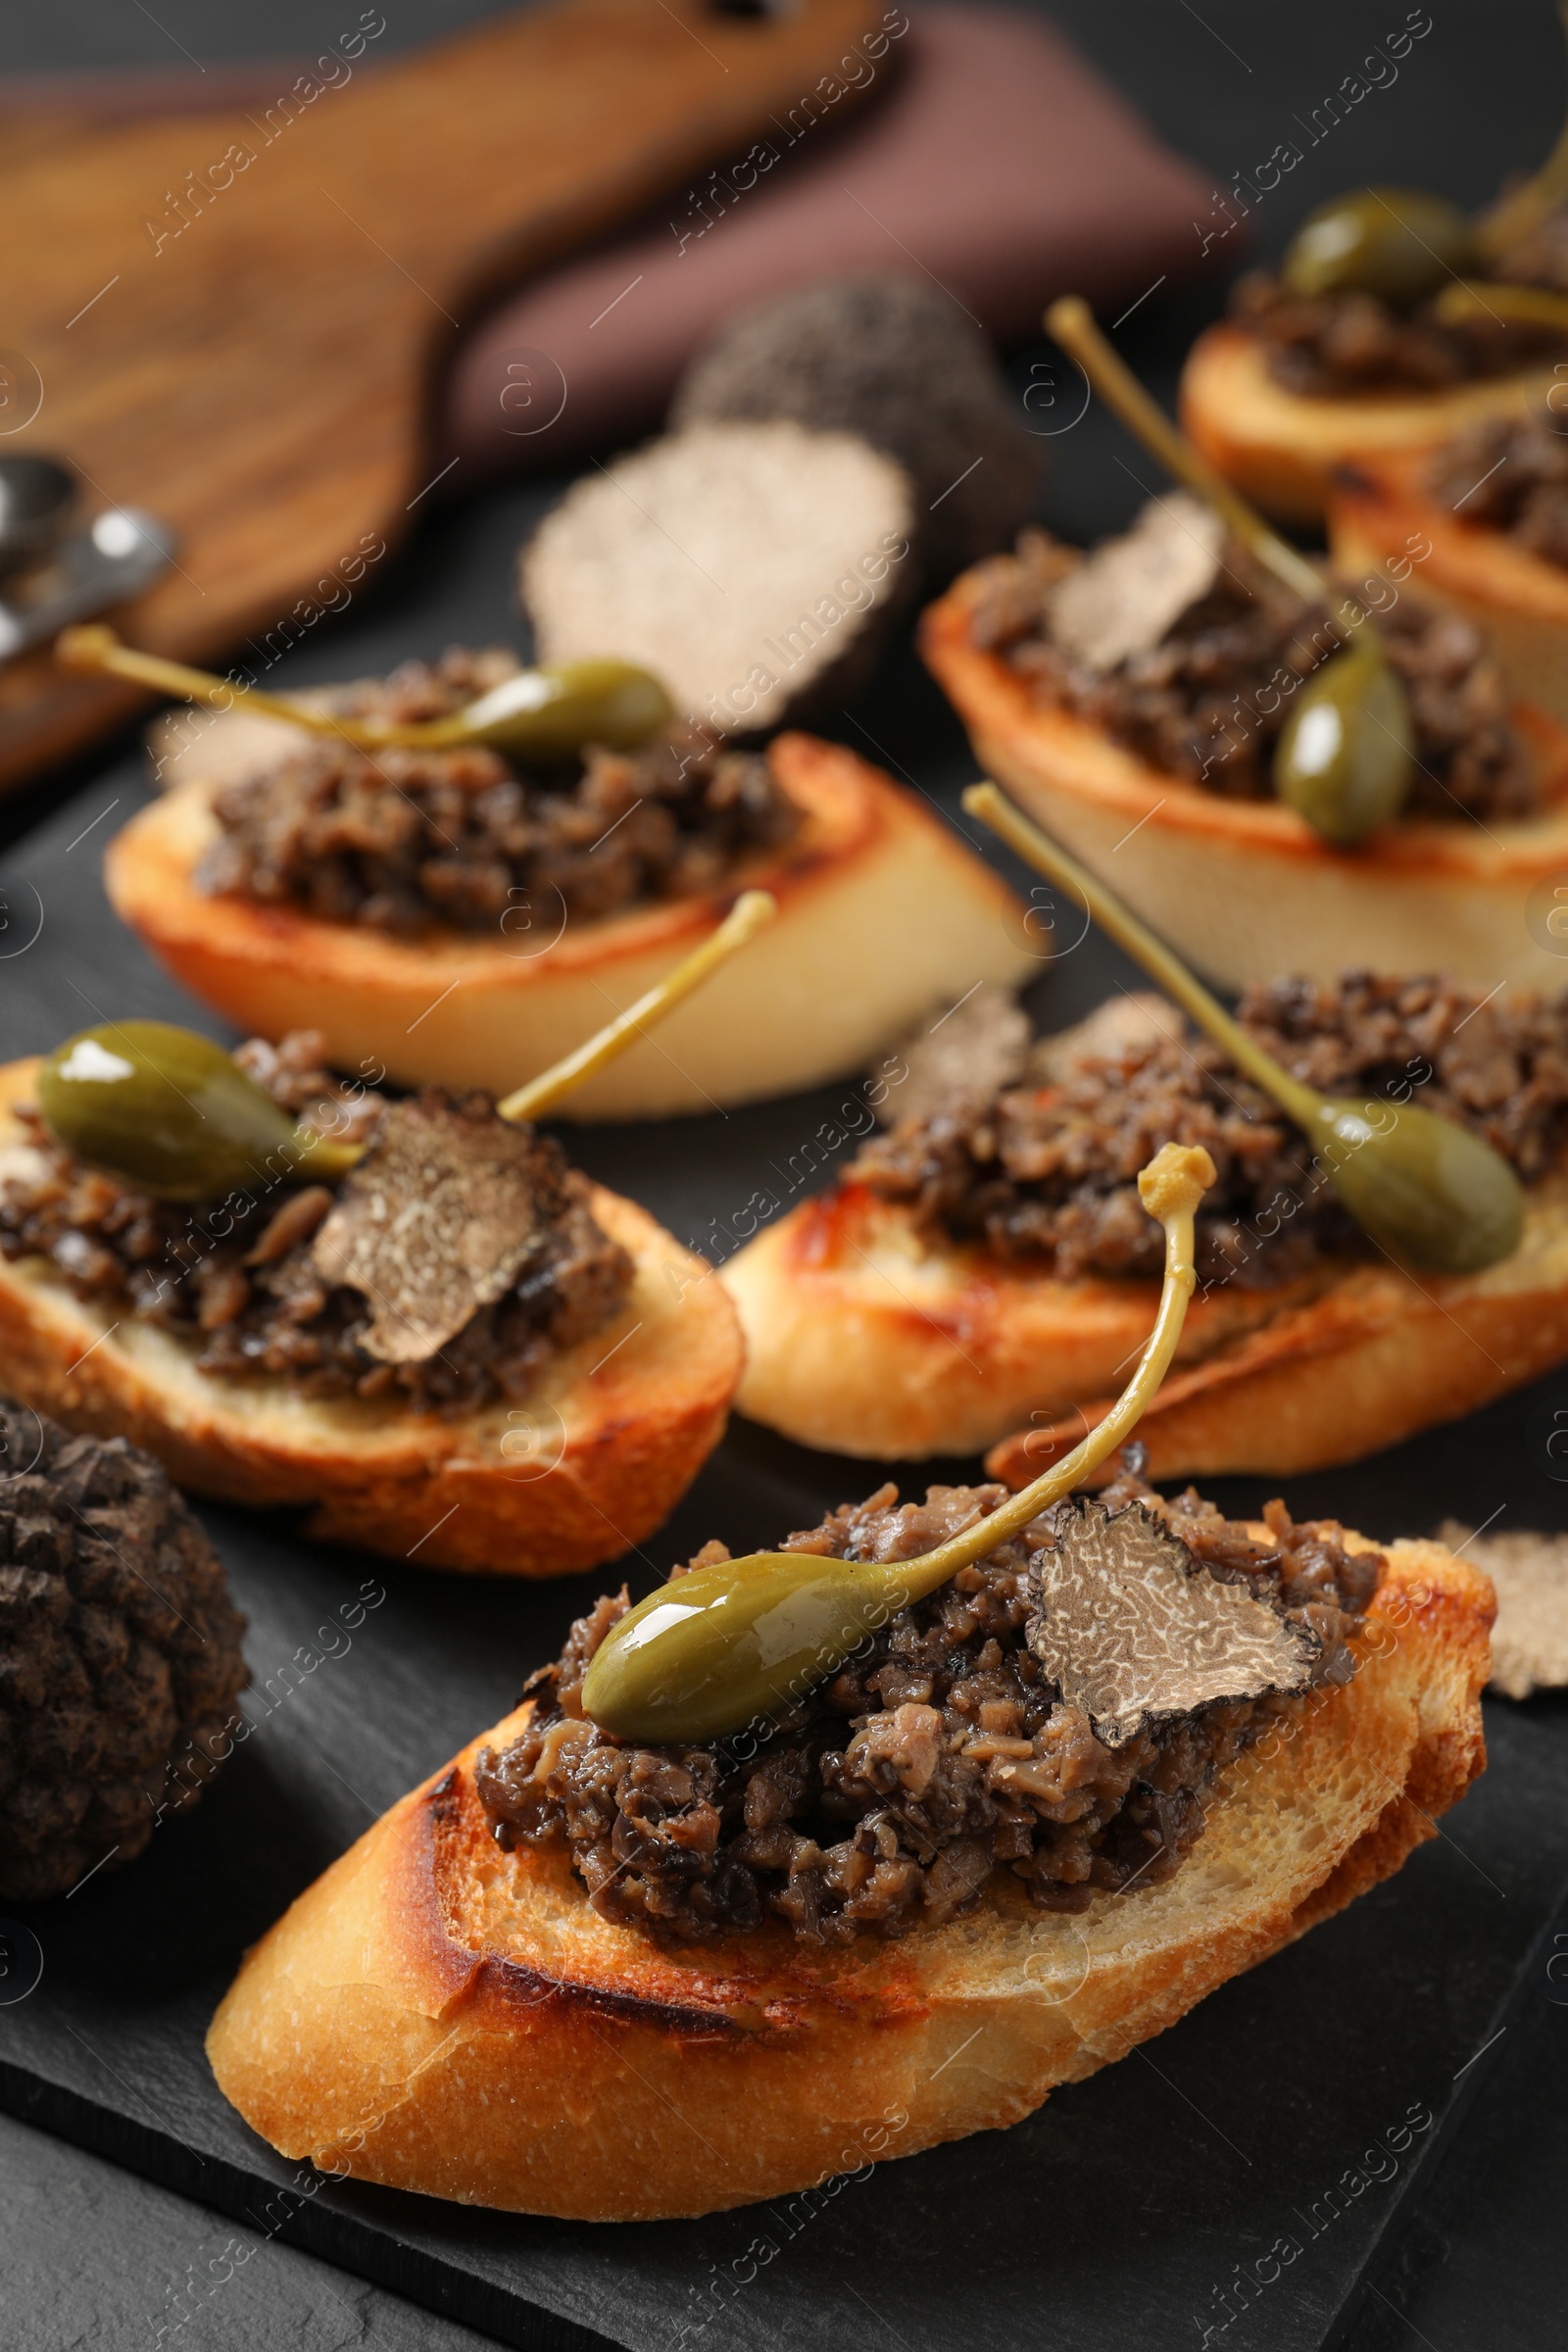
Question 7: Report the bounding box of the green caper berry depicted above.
[1273,640,1415,846]
[434,660,675,759]
[36,1022,356,1201]
[1311,1097,1524,1276]
[1282,187,1477,308]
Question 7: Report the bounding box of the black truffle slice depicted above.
[1026,1497,1318,1748]
[671,273,1043,582]
[0,1402,248,1901]
[1043,493,1225,672]
[312,1092,553,1363]
[872,983,1032,1126]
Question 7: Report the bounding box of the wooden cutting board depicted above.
[0,0,883,789]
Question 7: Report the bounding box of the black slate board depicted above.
[2,473,1568,2352]
[8,5,1568,2332]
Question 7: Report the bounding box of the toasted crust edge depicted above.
[0,1058,742,1574]
[720,1179,1568,1471]
[1329,446,1568,727]
[1179,320,1561,523]
[204,1535,1491,2220]
[105,729,1032,1118]
[918,559,1568,995]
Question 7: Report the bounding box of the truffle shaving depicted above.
[1046,493,1225,673]
[1440,1520,1568,1700]
[877,984,1032,1126]
[312,1094,548,1362]
[1028,1496,1318,1747]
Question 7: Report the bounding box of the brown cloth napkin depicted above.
[2,8,1214,479]
[444,5,1214,473]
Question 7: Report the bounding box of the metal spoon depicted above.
[966,780,1524,1277]
[580,1142,1215,1745]
[56,623,674,759]
[1045,297,1416,846]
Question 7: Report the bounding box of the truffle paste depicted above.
[476,1464,1382,1943]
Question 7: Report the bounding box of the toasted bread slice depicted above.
[106,727,1031,1118]
[1330,443,1568,724]
[719,1168,1568,1468]
[0,1058,741,1575]
[919,562,1568,995]
[1179,319,1561,524]
[205,1531,1490,2221]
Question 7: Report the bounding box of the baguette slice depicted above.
[920,560,1568,995]
[1179,319,1561,524]
[720,1167,1568,1468]
[205,1531,1490,2221]
[107,727,1032,1118]
[0,1059,741,1575]
[1330,442,1568,724]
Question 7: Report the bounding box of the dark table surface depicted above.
[5,3,1568,2346]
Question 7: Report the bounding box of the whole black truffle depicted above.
[671,273,1043,583]
[0,1402,247,1901]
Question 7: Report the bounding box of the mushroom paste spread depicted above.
[0,1032,633,1414]
[196,649,801,937]
[1429,406,1568,566]
[849,978,1568,1288]
[970,518,1535,819]
[476,1464,1381,1944]
[1229,208,1568,397]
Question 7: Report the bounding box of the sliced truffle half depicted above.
[1027,1495,1318,1747]
[672,273,1043,581]
[520,419,914,733]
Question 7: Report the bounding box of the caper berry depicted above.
[57,628,674,760]
[582,1143,1215,1745]
[1273,640,1415,847]
[429,659,674,759]
[36,1022,360,1201]
[964,782,1527,1282]
[1281,186,1476,307]
[1312,1096,1524,1276]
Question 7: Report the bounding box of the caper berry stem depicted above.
[496,891,777,1123]
[1045,297,1348,622]
[56,624,673,758]
[288,1130,368,1184]
[964,783,1523,1275]
[579,1142,1215,1745]
[966,782,1317,1122]
[1431,279,1568,332]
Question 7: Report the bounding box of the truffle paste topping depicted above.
[0,1034,633,1415]
[476,1466,1382,1945]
